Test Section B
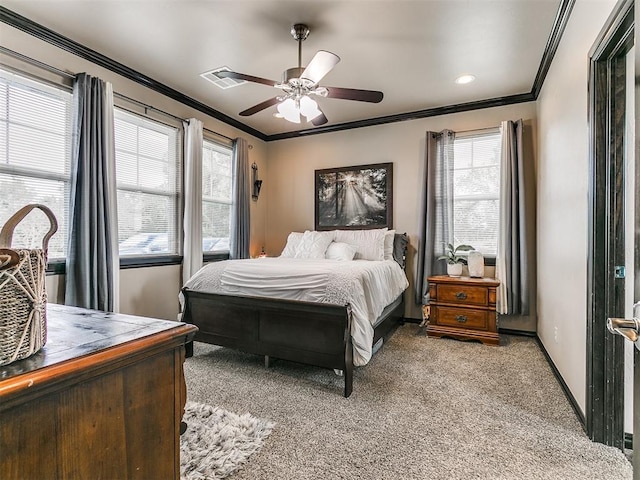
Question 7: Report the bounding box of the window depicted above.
[202,139,232,253]
[114,109,180,256]
[0,69,72,260]
[452,130,501,256]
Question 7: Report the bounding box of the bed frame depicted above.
[181,233,408,397]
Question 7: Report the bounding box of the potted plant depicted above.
[438,243,474,277]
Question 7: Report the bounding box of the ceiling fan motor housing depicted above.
[283,67,305,84]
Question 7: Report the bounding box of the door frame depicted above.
[587,0,634,448]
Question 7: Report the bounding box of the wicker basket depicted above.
[0,204,58,366]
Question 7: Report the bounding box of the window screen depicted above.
[0,69,72,259]
[202,139,232,253]
[452,130,501,256]
[114,109,180,256]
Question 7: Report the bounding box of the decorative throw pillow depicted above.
[334,228,387,261]
[383,229,396,261]
[293,230,335,259]
[280,232,303,257]
[392,232,409,269]
[325,241,357,261]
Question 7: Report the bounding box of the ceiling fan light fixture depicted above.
[300,96,322,121]
[277,98,301,123]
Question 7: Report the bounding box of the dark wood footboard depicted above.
[181,289,404,397]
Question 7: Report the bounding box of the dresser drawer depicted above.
[437,284,488,306]
[434,306,488,330]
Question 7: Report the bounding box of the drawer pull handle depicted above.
[455,315,468,323]
[456,292,467,300]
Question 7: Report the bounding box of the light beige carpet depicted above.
[184,324,632,479]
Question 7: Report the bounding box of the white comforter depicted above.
[181,258,409,366]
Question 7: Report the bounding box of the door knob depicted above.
[607,317,640,343]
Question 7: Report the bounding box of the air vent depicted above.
[200,67,246,89]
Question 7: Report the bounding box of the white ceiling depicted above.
[2,0,562,137]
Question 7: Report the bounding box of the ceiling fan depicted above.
[216,24,384,126]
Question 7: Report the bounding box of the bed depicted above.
[180,229,409,397]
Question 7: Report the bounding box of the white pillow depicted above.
[280,232,303,257]
[334,228,387,261]
[293,230,335,259]
[384,229,396,261]
[325,242,357,261]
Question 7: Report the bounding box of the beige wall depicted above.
[266,103,538,321]
[46,265,182,320]
[536,0,617,413]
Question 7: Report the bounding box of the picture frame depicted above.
[315,162,393,231]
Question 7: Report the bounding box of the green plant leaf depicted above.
[453,244,474,253]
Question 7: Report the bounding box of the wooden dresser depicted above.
[426,275,500,345]
[0,304,197,480]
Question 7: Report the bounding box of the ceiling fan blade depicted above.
[239,97,281,116]
[323,86,383,103]
[311,111,328,126]
[301,50,340,84]
[216,70,279,87]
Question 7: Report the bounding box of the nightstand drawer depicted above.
[437,284,487,306]
[435,306,488,330]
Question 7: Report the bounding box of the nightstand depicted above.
[426,275,500,345]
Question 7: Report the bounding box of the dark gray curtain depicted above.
[230,137,250,259]
[415,130,455,304]
[496,119,529,315]
[65,73,119,311]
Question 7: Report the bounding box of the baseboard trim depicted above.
[498,328,537,337]
[402,317,422,324]
[625,432,633,450]
[535,336,587,430]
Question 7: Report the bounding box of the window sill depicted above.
[46,259,66,275]
[483,256,496,267]
[203,252,230,263]
[120,254,183,269]
[46,252,229,275]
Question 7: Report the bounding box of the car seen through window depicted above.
[119,233,229,255]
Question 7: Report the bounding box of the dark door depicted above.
[586,0,634,453]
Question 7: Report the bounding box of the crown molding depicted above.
[531,0,576,99]
[266,92,535,141]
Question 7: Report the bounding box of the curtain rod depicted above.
[0,46,238,145]
[114,93,235,144]
[0,46,75,79]
[455,125,501,135]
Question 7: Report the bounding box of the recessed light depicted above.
[455,74,476,85]
[273,113,284,118]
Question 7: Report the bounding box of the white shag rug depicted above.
[180,401,275,480]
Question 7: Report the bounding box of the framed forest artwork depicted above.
[314,163,393,231]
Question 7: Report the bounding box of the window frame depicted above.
[113,106,183,267]
[0,67,73,266]
[201,136,233,261]
[451,128,502,266]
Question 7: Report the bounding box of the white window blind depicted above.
[452,130,501,256]
[0,69,72,259]
[202,138,232,253]
[114,108,180,256]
